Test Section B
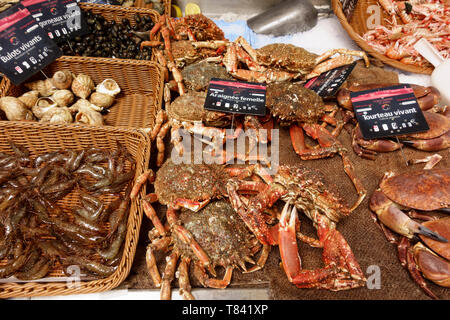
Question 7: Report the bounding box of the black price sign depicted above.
[0,4,62,85]
[204,78,266,116]
[304,62,356,98]
[22,0,88,40]
[351,84,429,140]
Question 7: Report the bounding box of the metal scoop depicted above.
[246,0,318,37]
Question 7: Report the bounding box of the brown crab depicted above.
[264,82,366,212]
[369,169,450,299]
[227,164,366,290]
[336,83,448,159]
[146,199,265,299]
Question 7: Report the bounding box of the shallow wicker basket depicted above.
[0,121,150,298]
[133,0,171,16]
[332,0,434,75]
[0,56,164,130]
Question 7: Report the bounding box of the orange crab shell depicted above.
[379,169,450,211]
[420,218,450,261]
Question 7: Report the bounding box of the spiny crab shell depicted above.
[174,200,257,269]
[153,160,229,206]
[181,60,232,92]
[266,82,326,125]
[256,43,319,74]
[273,164,351,222]
[379,169,450,211]
[167,91,233,127]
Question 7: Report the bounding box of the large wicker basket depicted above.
[0,121,150,298]
[133,0,171,16]
[0,56,164,130]
[332,0,434,75]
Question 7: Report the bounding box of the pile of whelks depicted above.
[124,14,449,300]
[0,71,121,126]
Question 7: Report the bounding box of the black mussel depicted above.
[121,18,130,26]
[133,14,141,24]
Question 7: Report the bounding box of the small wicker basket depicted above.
[0,56,164,130]
[332,0,434,75]
[0,121,150,298]
[133,0,171,16]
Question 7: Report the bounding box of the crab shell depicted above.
[256,43,318,74]
[266,82,326,125]
[175,200,255,269]
[167,91,232,127]
[153,160,228,206]
[415,218,450,287]
[274,164,350,222]
[379,169,450,211]
[398,111,449,140]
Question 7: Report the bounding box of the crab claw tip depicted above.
[418,225,448,243]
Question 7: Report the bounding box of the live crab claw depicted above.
[417,225,448,243]
[370,189,448,243]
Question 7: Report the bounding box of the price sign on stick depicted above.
[204,78,266,116]
[351,84,429,140]
[21,0,88,41]
[304,62,356,98]
[0,4,62,85]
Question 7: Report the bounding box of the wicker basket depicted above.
[77,3,161,61]
[133,0,171,16]
[0,121,150,298]
[332,0,434,75]
[0,56,164,130]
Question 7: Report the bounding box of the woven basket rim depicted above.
[331,0,434,75]
[0,121,151,298]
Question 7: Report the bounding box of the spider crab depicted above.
[150,89,269,167]
[211,37,371,83]
[337,83,449,159]
[141,14,227,95]
[142,160,271,299]
[370,169,450,299]
[265,82,367,212]
[227,164,367,290]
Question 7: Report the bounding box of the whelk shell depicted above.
[32,97,58,119]
[40,107,73,124]
[24,78,57,97]
[89,92,115,109]
[0,96,34,121]
[96,79,121,97]
[18,90,39,108]
[52,89,74,108]
[71,74,95,99]
[51,70,73,90]
[69,99,104,126]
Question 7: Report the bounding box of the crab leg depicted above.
[160,251,179,300]
[130,169,155,200]
[290,123,366,213]
[227,180,284,245]
[178,257,195,300]
[166,207,213,271]
[245,243,271,273]
[193,263,233,289]
[173,198,210,212]
[402,131,450,151]
[278,205,365,289]
[397,238,439,300]
[146,235,171,288]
